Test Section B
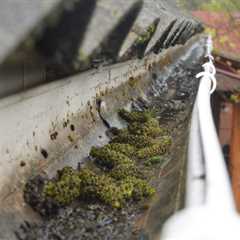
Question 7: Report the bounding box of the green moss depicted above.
[90,146,133,169]
[132,178,155,200]
[119,179,134,200]
[78,170,155,208]
[136,137,172,159]
[103,143,136,157]
[95,176,124,208]
[44,168,125,208]
[109,127,129,137]
[118,109,155,123]
[40,108,168,211]
[111,133,156,149]
[56,166,76,179]
[43,166,156,208]
[78,168,99,191]
[121,177,155,201]
[144,156,163,167]
[43,167,82,205]
[79,171,124,208]
[110,163,139,180]
[128,118,165,138]
[119,177,155,201]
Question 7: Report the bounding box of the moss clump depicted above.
[79,170,124,208]
[90,146,133,169]
[94,176,124,209]
[118,109,155,123]
[27,107,173,214]
[57,166,76,178]
[136,138,172,159]
[43,167,155,209]
[110,163,139,180]
[119,179,134,200]
[121,177,155,201]
[78,168,99,193]
[111,133,156,149]
[144,156,163,167]
[43,167,82,205]
[103,143,136,158]
[42,166,155,209]
[128,118,165,138]
[107,127,129,137]
[44,168,125,209]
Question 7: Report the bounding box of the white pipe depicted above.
[160,36,240,240]
[196,35,235,210]
[197,74,235,211]
[186,103,205,207]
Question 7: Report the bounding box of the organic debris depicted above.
[24,109,171,215]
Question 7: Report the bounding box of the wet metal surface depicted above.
[15,38,205,240]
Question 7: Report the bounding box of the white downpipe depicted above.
[196,36,234,210]
[197,74,235,211]
[160,36,240,240]
[186,103,205,207]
